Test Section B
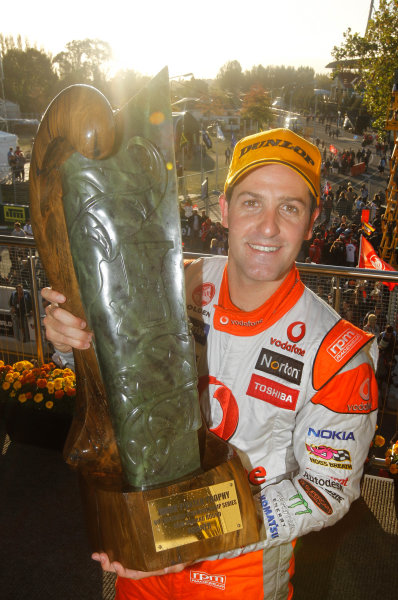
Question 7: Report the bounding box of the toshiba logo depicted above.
[326,328,362,362]
[190,570,226,590]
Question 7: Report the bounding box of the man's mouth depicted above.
[248,243,279,253]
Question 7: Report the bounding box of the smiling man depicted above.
[43,128,378,600]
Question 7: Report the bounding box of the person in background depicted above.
[9,284,32,342]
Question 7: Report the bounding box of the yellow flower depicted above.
[390,463,398,475]
[54,377,64,390]
[13,380,22,391]
[45,400,54,409]
[52,369,62,377]
[46,382,55,394]
[374,435,385,447]
[386,448,392,457]
[5,373,14,383]
[10,391,16,397]
[18,394,27,403]
[2,381,10,390]
[385,456,392,466]
[0,360,4,367]
[34,393,44,403]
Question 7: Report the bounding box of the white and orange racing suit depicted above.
[116,256,378,600]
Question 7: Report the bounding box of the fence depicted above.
[2,237,398,406]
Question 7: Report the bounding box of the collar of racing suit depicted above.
[213,264,305,337]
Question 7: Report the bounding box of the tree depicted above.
[52,39,112,90]
[2,46,58,114]
[241,85,271,129]
[332,0,398,132]
[216,60,244,97]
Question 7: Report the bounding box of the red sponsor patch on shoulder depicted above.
[192,283,215,306]
[247,374,299,410]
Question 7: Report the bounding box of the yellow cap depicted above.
[224,128,321,202]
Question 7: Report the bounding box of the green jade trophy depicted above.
[29,68,260,570]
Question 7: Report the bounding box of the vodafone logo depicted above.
[287,321,306,343]
[369,253,383,270]
[220,315,229,325]
[192,282,215,306]
[198,375,239,440]
[359,378,370,401]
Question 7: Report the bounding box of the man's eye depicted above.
[243,199,258,208]
[282,204,299,214]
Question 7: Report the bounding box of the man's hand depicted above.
[91,552,188,579]
[41,287,93,353]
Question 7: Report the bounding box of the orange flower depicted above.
[66,388,76,397]
[374,435,385,448]
[34,393,44,403]
[54,378,64,391]
[46,382,55,394]
[54,389,65,399]
[18,394,27,403]
[13,380,22,391]
[389,463,398,475]
[45,400,54,409]
[2,382,10,391]
[25,392,32,400]
[37,378,47,388]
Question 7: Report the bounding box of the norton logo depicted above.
[190,570,226,590]
[255,348,303,385]
[287,321,306,343]
[192,282,215,307]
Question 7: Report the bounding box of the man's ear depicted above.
[304,207,321,241]
[219,193,229,228]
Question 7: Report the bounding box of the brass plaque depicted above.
[148,480,242,551]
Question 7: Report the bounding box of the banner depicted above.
[358,236,398,290]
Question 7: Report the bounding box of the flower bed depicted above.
[0,360,76,450]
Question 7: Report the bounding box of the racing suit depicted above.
[116,256,378,600]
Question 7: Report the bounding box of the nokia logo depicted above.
[239,138,315,166]
[307,428,355,441]
[256,348,303,384]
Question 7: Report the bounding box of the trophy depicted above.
[29,68,260,571]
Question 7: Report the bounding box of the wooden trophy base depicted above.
[78,432,261,571]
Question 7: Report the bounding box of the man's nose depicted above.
[257,206,280,237]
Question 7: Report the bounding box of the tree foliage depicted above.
[52,39,112,91]
[216,60,244,95]
[332,0,398,132]
[241,85,271,128]
[2,46,57,114]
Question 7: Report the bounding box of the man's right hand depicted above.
[41,287,93,353]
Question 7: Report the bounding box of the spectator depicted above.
[9,284,32,342]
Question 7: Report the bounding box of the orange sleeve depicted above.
[311,362,378,414]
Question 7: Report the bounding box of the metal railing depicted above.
[2,238,398,366]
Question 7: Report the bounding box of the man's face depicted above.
[220,164,319,288]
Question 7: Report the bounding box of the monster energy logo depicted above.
[288,491,312,515]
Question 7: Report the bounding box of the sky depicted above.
[1,0,375,80]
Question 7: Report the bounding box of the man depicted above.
[42,129,378,600]
[9,284,32,342]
